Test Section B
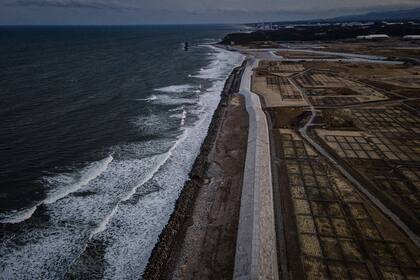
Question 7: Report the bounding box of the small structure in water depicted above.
[184,41,189,51]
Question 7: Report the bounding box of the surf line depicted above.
[90,129,189,236]
[0,155,114,224]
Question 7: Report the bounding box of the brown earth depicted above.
[167,91,248,280]
[267,107,305,129]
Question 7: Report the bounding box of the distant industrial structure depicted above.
[356,34,390,40]
[403,35,420,40]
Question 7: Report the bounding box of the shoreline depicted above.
[142,60,247,279]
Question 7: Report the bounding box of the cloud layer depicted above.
[9,0,131,9]
[2,0,420,24]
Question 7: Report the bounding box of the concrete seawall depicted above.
[234,58,279,280]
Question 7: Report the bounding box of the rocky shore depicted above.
[142,61,247,279]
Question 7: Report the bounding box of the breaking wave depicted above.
[44,155,114,204]
[154,84,201,93]
[0,45,245,279]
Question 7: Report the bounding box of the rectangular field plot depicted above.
[278,129,318,158]
[316,130,381,160]
[274,129,420,280]
[266,76,303,100]
[267,62,305,73]
[316,125,420,229]
[309,96,360,106]
[292,70,387,105]
[353,107,420,136]
[295,71,343,88]
[253,74,308,107]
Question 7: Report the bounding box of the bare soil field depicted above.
[272,128,420,279]
[261,45,420,279]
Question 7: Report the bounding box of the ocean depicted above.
[0,25,244,279]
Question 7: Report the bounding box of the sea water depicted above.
[0,25,244,279]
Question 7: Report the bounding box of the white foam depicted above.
[135,95,157,102]
[98,47,245,279]
[0,151,174,279]
[154,84,197,93]
[149,94,198,106]
[91,206,117,236]
[133,112,182,136]
[0,206,37,224]
[180,110,187,126]
[170,108,188,126]
[200,38,219,44]
[192,45,239,80]
[0,155,113,224]
[0,46,246,280]
[89,129,190,237]
[168,106,184,112]
[44,155,113,204]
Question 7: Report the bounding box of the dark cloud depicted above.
[8,0,127,9]
[1,0,420,24]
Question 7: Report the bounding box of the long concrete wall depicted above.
[233,58,279,280]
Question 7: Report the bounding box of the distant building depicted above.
[382,21,404,25]
[356,34,390,40]
[403,35,420,40]
[342,22,374,27]
[342,22,363,27]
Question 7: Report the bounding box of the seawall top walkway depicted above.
[233,58,279,280]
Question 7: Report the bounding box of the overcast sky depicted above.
[0,0,419,25]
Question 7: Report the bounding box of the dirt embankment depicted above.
[142,61,247,280]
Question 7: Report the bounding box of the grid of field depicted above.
[266,76,302,100]
[298,60,420,100]
[315,104,420,236]
[373,168,420,219]
[258,61,305,77]
[259,44,420,279]
[274,129,420,279]
[319,131,382,160]
[295,71,343,88]
[362,79,420,98]
[309,96,360,106]
[317,129,420,220]
[253,61,308,107]
[353,107,420,135]
[342,80,387,100]
[254,61,390,109]
[268,63,305,73]
[293,70,387,106]
[306,88,360,96]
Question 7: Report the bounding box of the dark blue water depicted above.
[0,25,244,279]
